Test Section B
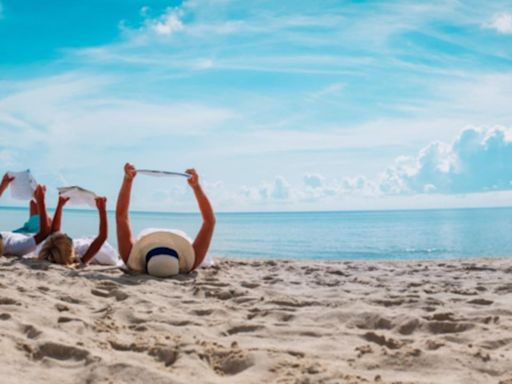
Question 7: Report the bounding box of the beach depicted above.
[0,256,511,384]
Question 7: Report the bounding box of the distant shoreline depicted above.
[2,205,512,215]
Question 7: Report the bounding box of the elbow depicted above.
[96,231,108,245]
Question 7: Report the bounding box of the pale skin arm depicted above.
[0,173,14,198]
[116,163,136,264]
[81,197,108,265]
[33,185,50,245]
[186,169,216,272]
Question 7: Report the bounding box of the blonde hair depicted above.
[38,233,75,266]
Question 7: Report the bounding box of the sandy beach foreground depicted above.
[0,256,511,384]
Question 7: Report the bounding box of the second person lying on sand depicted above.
[0,174,50,257]
[37,194,121,266]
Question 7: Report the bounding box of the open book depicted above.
[58,186,97,208]
[137,169,190,178]
[7,170,37,200]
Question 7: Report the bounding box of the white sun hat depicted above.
[127,229,195,277]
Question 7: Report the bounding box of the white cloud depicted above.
[379,126,512,194]
[307,83,345,101]
[215,126,512,210]
[303,174,324,188]
[341,176,379,197]
[0,72,236,209]
[194,58,214,70]
[0,73,234,146]
[270,176,290,200]
[487,13,512,34]
[149,7,184,36]
[217,174,367,208]
[0,149,16,168]
[140,6,150,18]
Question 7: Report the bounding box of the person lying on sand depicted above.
[1,172,52,235]
[37,194,120,266]
[116,163,215,277]
[0,175,50,257]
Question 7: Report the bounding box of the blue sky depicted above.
[1,0,512,212]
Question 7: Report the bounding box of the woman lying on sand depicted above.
[37,194,120,266]
[116,163,215,277]
[0,174,50,257]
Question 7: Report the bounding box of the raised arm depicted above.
[51,195,70,233]
[0,173,14,198]
[116,163,136,263]
[33,185,50,244]
[186,169,216,272]
[81,197,108,264]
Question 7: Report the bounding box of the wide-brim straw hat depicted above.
[127,230,195,276]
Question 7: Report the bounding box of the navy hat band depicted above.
[145,247,179,273]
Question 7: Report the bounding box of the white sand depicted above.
[0,256,511,384]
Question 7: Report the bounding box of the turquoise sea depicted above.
[1,207,512,261]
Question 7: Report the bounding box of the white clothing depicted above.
[0,231,37,256]
[72,238,121,266]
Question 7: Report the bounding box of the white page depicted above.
[7,170,37,200]
[137,169,190,178]
[58,186,97,208]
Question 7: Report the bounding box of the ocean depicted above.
[1,207,512,261]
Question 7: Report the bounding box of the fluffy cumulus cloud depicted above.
[342,176,379,196]
[488,13,512,34]
[225,126,512,209]
[245,177,292,202]
[303,174,324,188]
[379,126,512,194]
[270,176,290,200]
[149,7,184,36]
[223,174,366,209]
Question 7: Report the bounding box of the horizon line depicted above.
[1,205,512,215]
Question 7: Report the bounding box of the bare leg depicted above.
[29,199,38,217]
[33,185,50,245]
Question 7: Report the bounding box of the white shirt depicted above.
[0,231,37,256]
[73,238,121,266]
